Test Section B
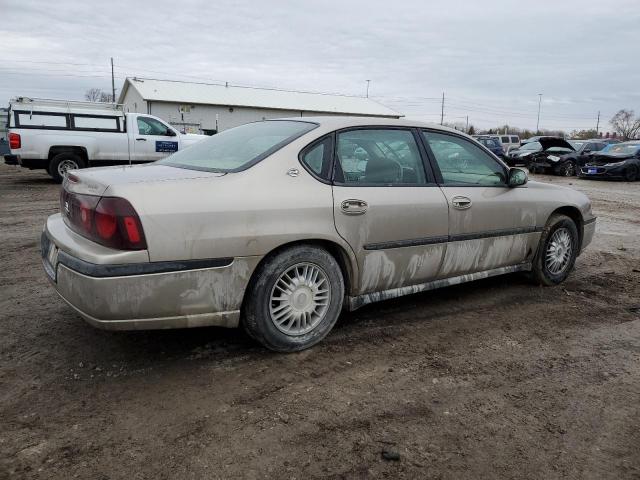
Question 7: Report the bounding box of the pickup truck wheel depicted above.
[530,214,579,286]
[242,245,344,352]
[49,153,85,183]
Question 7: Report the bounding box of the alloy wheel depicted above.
[545,227,573,275]
[269,262,331,336]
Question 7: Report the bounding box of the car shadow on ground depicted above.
[69,272,533,366]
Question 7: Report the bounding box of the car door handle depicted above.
[136,138,147,141]
[451,196,472,210]
[340,199,368,215]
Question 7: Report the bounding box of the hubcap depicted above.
[57,159,79,177]
[269,262,330,336]
[545,227,573,275]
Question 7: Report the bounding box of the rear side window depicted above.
[17,112,67,128]
[511,136,519,143]
[501,136,510,143]
[160,120,317,172]
[335,129,426,185]
[73,115,120,132]
[300,135,333,181]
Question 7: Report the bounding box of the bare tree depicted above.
[84,88,114,103]
[610,109,640,140]
[84,88,102,102]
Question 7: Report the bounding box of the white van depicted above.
[497,134,521,154]
[5,97,206,182]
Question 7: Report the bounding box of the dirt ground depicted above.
[1,164,639,480]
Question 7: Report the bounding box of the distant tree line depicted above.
[447,109,640,141]
[84,88,114,103]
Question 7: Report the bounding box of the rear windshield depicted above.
[159,120,317,172]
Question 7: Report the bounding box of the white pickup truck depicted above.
[5,97,207,182]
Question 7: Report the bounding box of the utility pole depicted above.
[536,93,543,134]
[110,57,116,103]
[365,80,370,98]
[596,111,600,135]
[465,115,469,132]
[440,92,445,125]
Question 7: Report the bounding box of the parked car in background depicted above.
[473,135,505,157]
[566,139,608,170]
[497,134,520,154]
[526,138,578,176]
[6,97,207,182]
[42,117,595,352]
[506,140,543,166]
[578,141,640,181]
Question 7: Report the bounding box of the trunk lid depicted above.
[64,164,225,196]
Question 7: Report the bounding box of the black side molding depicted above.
[584,217,596,226]
[364,226,543,251]
[57,250,233,278]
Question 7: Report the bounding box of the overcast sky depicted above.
[1,0,639,132]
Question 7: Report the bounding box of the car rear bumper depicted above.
[42,215,261,331]
[582,217,596,253]
[4,154,19,165]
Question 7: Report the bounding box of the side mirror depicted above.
[165,128,176,137]
[508,167,528,187]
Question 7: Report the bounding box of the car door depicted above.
[331,128,449,295]
[133,116,179,162]
[420,130,539,278]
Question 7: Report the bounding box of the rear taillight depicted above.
[60,189,147,250]
[9,132,21,150]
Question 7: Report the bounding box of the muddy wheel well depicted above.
[48,146,89,163]
[550,206,584,249]
[241,239,355,312]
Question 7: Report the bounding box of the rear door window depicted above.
[511,136,519,143]
[335,129,426,185]
[501,136,510,144]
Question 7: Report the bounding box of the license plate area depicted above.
[41,233,58,281]
[587,168,598,174]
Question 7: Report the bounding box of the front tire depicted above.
[49,153,85,183]
[624,165,638,182]
[242,245,345,352]
[555,160,576,177]
[531,214,579,286]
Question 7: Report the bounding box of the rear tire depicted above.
[49,153,85,183]
[242,245,344,352]
[530,214,579,286]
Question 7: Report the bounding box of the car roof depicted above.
[279,115,466,136]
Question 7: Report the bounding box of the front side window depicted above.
[422,131,507,186]
[501,136,510,143]
[335,129,426,185]
[159,120,317,172]
[137,117,172,136]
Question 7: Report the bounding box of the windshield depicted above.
[521,141,541,151]
[601,143,640,154]
[159,120,317,172]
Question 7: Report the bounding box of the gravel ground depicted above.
[1,164,639,480]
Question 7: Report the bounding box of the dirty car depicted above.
[42,117,596,352]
